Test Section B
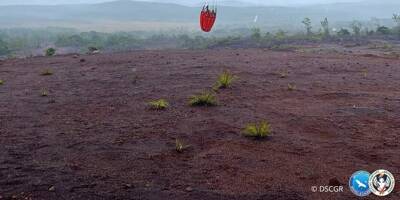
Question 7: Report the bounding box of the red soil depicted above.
[0,48,399,199]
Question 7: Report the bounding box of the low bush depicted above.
[214,70,236,90]
[244,121,271,138]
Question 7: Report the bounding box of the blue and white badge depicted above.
[349,170,371,197]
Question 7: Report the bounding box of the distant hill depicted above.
[0,0,399,32]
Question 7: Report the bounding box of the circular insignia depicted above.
[349,170,371,197]
[369,169,395,196]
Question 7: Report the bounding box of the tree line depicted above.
[1,14,400,57]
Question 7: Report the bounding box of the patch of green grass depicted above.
[243,121,271,138]
[41,69,53,76]
[287,83,296,91]
[0,80,3,85]
[214,70,236,90]
[148,99,169,110]
[175,139,189,153]
[189,91,217,106]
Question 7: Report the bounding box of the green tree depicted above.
[376,26,391,35]
[105,33,139,49]
[302,17,312,35]
[55,34,84,47]
[370,17,381,29]
[320,17,330,37]
[274,30,287,41]
[45,48,56,56]
[350,21,362,36]
[0,39,9,56]
[393,14,400,26]
[251,27,261,41]
[392,14,400,36]
[337,28,351,37]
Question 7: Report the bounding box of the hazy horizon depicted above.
[0,0,364,6]
[0,0,398,33]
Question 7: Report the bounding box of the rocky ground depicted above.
[0,47,399,199]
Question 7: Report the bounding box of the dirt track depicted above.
[0,48,399,200]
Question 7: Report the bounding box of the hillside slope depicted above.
[0,0,399,31]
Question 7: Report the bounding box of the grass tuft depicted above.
[148,99,169,110]
[361,69,368,78]
[41,69,53,76]
[175,139,189,153]
[214,70,236,90]
[189,91,217,106]
[279,70,288,78]
[41,89,48,97]
[287,83,296,91]
[244,121,271,138]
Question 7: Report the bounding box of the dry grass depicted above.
[41,69,53,76]
[175,139,189,153]
[287,83,296,91]
[279,70,288,78]
[189,91,217,106]
[148,99,169,110]
[243,121,271,138]
[41,89,48,97]
[214,70,236,90]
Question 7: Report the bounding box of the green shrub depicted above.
[148,99,169,110]
[214,70,236,89]
[189,91,217,106]
[45,48,56,56]
[337,28,351,36]
[376,26,391,35]
[244,121,271,138]
[361,69,368,78]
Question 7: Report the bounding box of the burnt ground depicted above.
[0,48,399,200]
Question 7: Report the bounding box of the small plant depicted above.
[88,46,101,54]
[361,69,368,78]
[41,89,48,97]
[189,91,217,106]
[0,79,3,85]
[148,99,169,110]
[41,69,53,76]
[244,121,271,138]
[287,83,296,91]
[214,70,236,90]
[45,48,56,56]
[279,70,288,78]
[175,139,189,153]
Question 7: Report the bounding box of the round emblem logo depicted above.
[349,170,371,197]
[369,169,395,196]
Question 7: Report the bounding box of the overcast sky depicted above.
[0,0,364,6]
